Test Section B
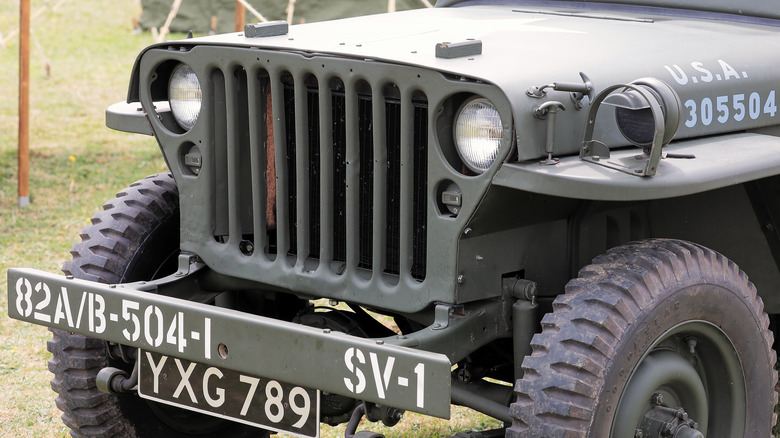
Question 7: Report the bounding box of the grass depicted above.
[0,1,164,436]
[0,1,500,437]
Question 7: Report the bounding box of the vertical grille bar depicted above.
[306,85,321,260]
[344,84,360,273]
[318,79,334,267]
[371,86,388,276]
[398,93,415,277]
[357,93,374,270]
[294,75,310,266]
[332,88,348,265]
[270,71,290,259]
[247,71,268,258]
[283,84,297,257]
[212,70,228,238]
[412,102,428,280]
[225,68,242,246]
[384,98,402,276]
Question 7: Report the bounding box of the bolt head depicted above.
[456,368,472,384]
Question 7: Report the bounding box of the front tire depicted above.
[47,173,265,437]
[509,239,778,437]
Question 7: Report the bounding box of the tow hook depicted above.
[344,403,404,438]
[636,392,703,438]
[96,364,138,395]
[344,404,383,438]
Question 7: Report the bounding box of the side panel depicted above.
[648,182,780,313]
[460,179,780,312]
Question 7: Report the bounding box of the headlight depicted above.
[169,63,202,130]
[606,78,680,148]
[454,97,503,173]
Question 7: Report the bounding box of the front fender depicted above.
[493,131,780,201]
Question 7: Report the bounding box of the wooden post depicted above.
[236,0,269,23]
[235,1,245,32]
[286,0,295,25]
[156,0,183,43]
[19,0,30,207]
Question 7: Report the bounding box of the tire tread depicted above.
[49,173,178,437]
[507,239,778,438]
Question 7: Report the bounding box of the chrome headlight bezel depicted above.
[453,97,504,174]
[168,63,202,131]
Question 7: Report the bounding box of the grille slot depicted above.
[213,66,428,282]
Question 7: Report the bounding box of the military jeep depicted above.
[8,0,780,437]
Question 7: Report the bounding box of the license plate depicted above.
[138,350,320,438]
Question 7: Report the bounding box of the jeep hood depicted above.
[136,4,780,159]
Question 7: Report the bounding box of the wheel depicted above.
[508,239,778,437]
[47,173,266,437]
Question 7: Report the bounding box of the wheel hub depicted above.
[636,393,703,438]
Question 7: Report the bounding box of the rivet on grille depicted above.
[239,240,254,256]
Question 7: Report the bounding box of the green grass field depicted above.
[0,1,501,436]
[1,1,162,436]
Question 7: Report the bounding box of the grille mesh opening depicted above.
[213,67,429,281]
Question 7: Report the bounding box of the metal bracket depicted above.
[533,101,566,165]
[580,84,666,176]
[244,20,288,38]
[435,40,482,59]
[116,253,218,303]
[580,143,659,176]
[432,304,451,330]
[527,72,594,110]
[175,252,201,277]
[431,303,465,330]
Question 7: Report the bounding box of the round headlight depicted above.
[609,78,681,148]
[169,63,202,130]
[454,97,503,174]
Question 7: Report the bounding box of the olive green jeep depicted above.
[8,1,780,436]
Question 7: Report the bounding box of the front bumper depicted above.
[7,267,452,418]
